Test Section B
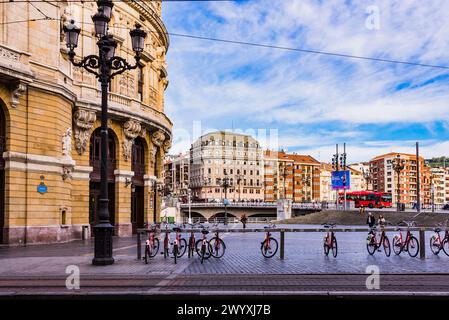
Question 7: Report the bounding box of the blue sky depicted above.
[162,0,449,162]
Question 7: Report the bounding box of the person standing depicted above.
[240,214,248,229]
[366,212,375,228]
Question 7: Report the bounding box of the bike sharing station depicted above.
[136,223,432,262]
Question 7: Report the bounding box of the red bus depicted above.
[339,191,392,209]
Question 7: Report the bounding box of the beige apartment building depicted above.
[319,163,336,203]
[430,167,449,205]
[189,131,264,202]
[0,1,172,244]
[162,153,189,196]
[370,153,430,206]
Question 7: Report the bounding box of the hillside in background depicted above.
[425,157,449,168]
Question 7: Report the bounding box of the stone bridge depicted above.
[178,202,322,221]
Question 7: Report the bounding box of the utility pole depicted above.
[416,142,421,213]
[332,144,339,210]
[342,143,347,211]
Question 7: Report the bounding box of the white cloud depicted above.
[163,0,449,158]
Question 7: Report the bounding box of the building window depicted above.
[138,65,144,102]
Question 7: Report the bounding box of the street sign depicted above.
[223,199,230,206]
[331,170,350,190]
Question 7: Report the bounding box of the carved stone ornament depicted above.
[151,130,165,147]
[62,166,73,181]
[62,128,72,158]
[122,119,141,161]
[11,82,26,108]
[162,138,172,153]
[73,109,96,155]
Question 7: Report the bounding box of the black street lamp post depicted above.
[63,1,147,265]
[217,174,231,225]
[392,154,406,212]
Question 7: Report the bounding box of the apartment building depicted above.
[189,131,264,202]
[162,153,190,196]
[264,151,320,202]
[369,153,430,205]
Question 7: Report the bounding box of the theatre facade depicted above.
[0,1,172,244]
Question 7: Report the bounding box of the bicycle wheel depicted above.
[163,237,169,259]
[393,236,402,255]
[188,235,195,258]
[331,237,338,258]
[366,239,376,255]
[144,245,150,264]
[383,236,391,257]
[195,239,211,260]
[407,236,419,257]
[149,238,159,258]
[430,236,440,255]
[261,237,278,258]
[209,237,226,258]
[323,242,330,256]
[177,238,187,258]
[173,244,178,264]
[442,238,449,257]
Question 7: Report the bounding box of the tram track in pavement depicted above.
[1,273,449,297]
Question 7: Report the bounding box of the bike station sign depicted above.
[331,170,350,190]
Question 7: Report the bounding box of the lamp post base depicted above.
[92,223,115,266]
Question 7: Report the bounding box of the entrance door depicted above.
[131,186,144,233]
[131,138,145,234]
[89,182,116,235]
[89,128,117,235]
[0,106,5,244]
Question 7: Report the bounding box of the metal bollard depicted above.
[280,230,285,260]
[137,231,142,260]
[419,228,425,259]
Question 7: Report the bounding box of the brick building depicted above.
[264,151,320,202]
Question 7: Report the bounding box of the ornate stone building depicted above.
[189,131,264,202]
[0,1,172,244]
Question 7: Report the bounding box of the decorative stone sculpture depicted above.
[11,82,26,108]
[73,108,96,155]
[149,130,166,167]
[62,128,72,158]
[122,119,141,161]
[162,138,172,153]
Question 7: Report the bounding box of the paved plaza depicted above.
[1,223,449,295]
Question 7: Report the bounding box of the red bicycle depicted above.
[323,223,337,258]
[430,221,449,256]
[209,223,226,259]
[172,226,187,264]
[187,223,197,259]
[261,221,278,258]
[195,225,212,264]
[366,225,391,257]
[144,223,160,264]
[392,221,419,257]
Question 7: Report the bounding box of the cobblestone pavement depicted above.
[1,224,449,278]
[2,274,449,296]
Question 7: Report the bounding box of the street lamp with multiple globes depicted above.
[217,174,232,225]
[392,154,406,212]
[63,0,147,265]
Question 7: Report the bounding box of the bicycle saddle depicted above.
[172,227,182,232]
[201,229,209,235]
[434,228,441,233]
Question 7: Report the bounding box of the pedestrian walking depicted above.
[366,212,375,228]
[240,214,248,229]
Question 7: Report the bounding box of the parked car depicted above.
[443,204,449,210]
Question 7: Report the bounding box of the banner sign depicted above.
[331,170,350,190]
